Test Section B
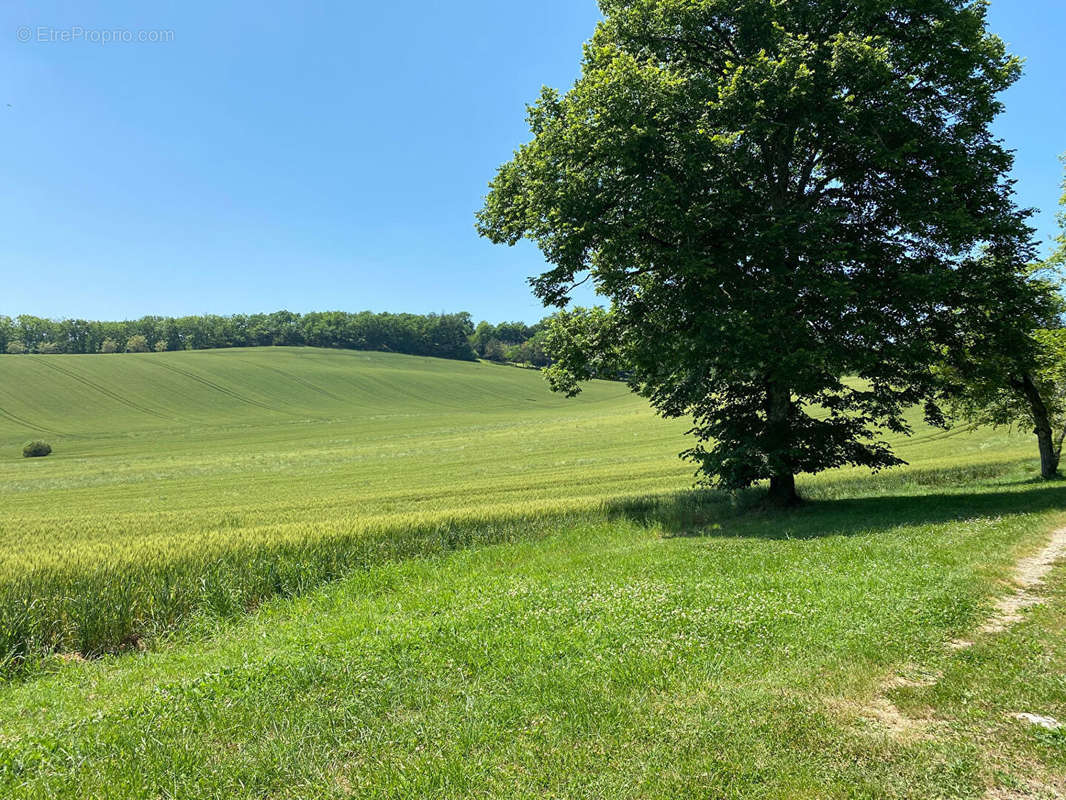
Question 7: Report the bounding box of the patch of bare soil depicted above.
[984,778,1065,800]
[862,528,1066,743]
[854,694,932,738]
[980,528,1066,635]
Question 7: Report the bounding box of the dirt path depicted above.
[951,526,1066,649]
[859,526,1066,792]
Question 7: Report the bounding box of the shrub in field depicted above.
[154,340,168,352]
[99,338,119,354]
[36,342,60,354]
[22,441,52,458]
[126,334,150,353]
[5,342,26,355]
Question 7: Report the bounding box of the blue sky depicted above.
[1,1,1063,324]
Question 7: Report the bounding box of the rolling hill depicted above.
[0,348,695,668]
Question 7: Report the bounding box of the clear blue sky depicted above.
[1,1,1063,324]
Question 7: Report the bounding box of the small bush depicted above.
[36,342,60,355]
[99,338,119,354]
[5,342,27,355]
[22,441,52,458]
[154,340,168,352]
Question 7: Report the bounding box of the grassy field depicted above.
[0,348,699,670]
[0,348,1063,797]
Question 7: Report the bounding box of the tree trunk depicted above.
[1036,429,1060,480]
[766,381,800,507]
[1016,372,1061,479]
[768,472,800,507]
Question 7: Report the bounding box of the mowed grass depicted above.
[0,348,1063,796]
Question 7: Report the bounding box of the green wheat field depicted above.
[0,349,1063,798]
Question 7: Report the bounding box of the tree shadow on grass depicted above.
[604,479,1066,542]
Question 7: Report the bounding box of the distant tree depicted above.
[944,322,1066,479]
[479,0,1029,505]
[58,319,93,354]
[36,342,60,355]
[511,333,551,368]
[418,312,478,361]
[99,338,119,354]
[0,309,510,362]
[494,321,532,346]
[267,310,303,346]
[5,341,27,355]
[15,316,50,352]
[0,316,13,353]
[471,318,554,364]
[482,338,507,363]
[470,321,497,358]
[95,323,126,352]
[153,340,168,353]
[1053,156,1066,269]
[941,167,1066,478]
[125,335,150,353]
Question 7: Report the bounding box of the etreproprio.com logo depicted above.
[16,26,175,44]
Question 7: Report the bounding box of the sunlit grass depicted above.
[0,461,1061,798]
[0,348,1039,674]
[0,348,1061,797]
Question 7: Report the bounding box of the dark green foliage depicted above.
[0,311,479,362]
[0,311,565,368]
[298,311,477,360]
[1053,155,1066,270]
[479,0,1027,503]
[22,441,52,459]
[482,338,508,362]
[13,315,51,354]
[469,321,497,357]
[939,172,1066,478]
[469,319,552,365]
[0,317,11,354]
[543,308,628,391]
[507,333,551,367]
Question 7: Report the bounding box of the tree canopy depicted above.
[0,311,480,363]
[1054,155,1066,268]
[939,162,1066,478]
[479,0,1029,504]
[0,310,567,369]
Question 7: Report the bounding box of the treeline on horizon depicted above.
[0,311,553,366]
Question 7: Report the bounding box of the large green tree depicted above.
[478,0,1028,505]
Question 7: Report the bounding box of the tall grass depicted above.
[0,509,595,676]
